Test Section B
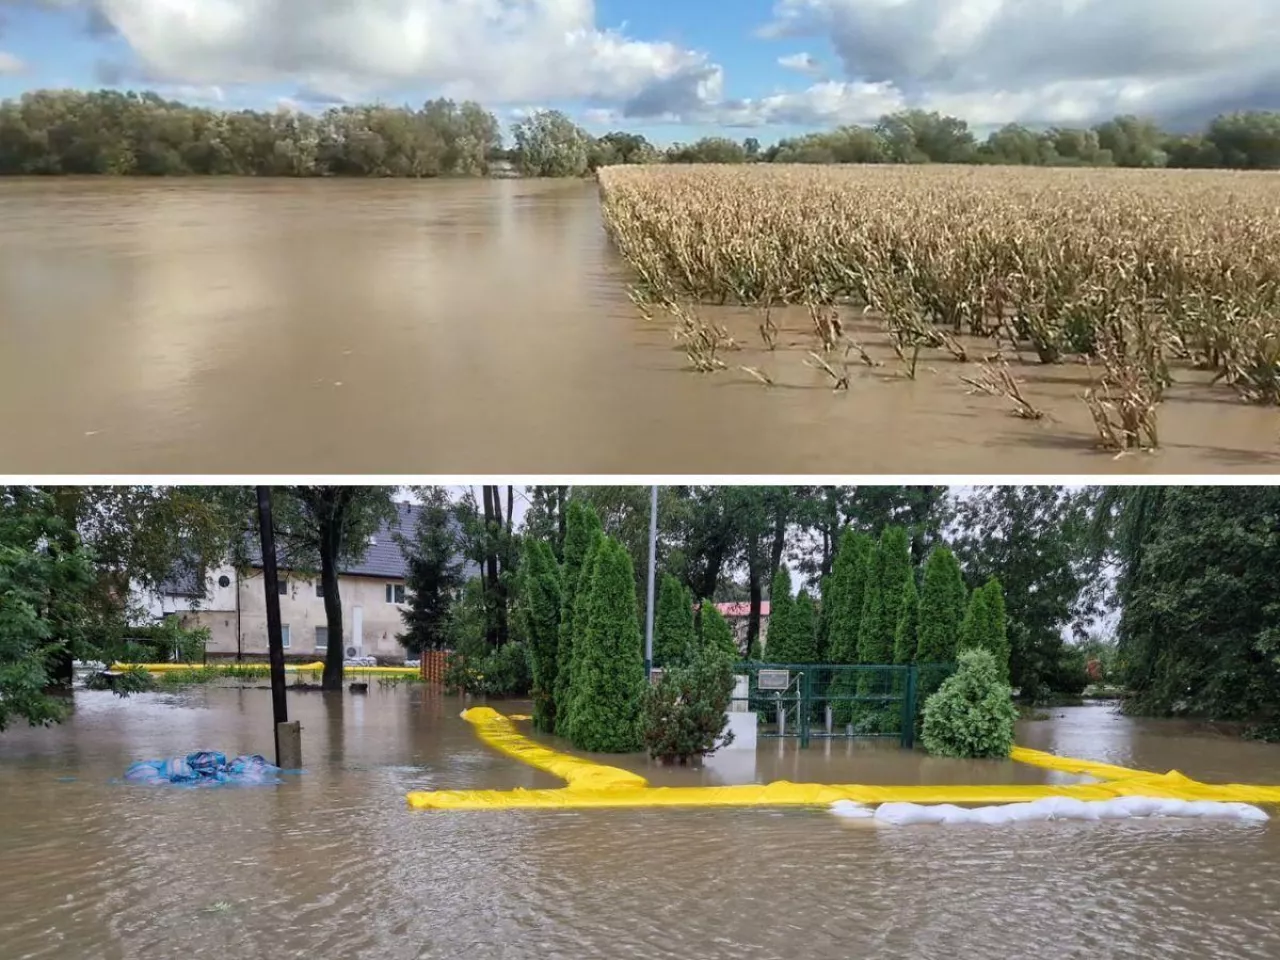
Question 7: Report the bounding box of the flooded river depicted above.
[1,178,1277,474]
[0,688,1276,959]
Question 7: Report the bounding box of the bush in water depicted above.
[921,648,1019,759]
[642,645,736,764]
[443,642,532,698]
[565,537,646,753]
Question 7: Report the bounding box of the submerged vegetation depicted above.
[599,164,1280,454]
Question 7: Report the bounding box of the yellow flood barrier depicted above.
[405,708,1280,812]
[111,662,421,676]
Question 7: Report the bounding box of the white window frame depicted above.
[281,624,291,649]
[386,583,406,604]
[315,625,328,650]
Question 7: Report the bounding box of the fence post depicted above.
[901,665,918,749]
[800,671,811,749]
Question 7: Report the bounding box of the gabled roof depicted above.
[160,502,478,596]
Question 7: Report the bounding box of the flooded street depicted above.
[0,689,1276,960]
[1,178,1277,474]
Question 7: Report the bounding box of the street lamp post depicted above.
[644,484,657,677]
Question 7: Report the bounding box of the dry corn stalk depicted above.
[961,357,1046,420]
[806,351,850,391]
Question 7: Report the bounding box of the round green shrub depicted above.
[921,648,1018,759]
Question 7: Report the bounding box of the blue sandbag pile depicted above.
[124,751,282,786]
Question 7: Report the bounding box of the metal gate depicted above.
[731,662,954,749]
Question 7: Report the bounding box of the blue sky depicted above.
[1,1,1277,145]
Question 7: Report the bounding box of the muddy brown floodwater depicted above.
[1,178,1277,474]
[1,689,1277,960]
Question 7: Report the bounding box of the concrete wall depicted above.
[145,563,410,662]
[236,571,409,659]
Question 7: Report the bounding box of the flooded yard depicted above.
[1,178,1277,474]
[1,687,1276,959]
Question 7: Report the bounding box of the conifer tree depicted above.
[519,537,561,732]
[893,572,919,665]
[554,501,602,731]
[653,573,697,668]
[565,538,646,753]
[764,565,797,662]
[916,545,968,664]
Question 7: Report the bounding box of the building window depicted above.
[386,583,405,604]
[278,579,288,596]
[315,626,328,650]
[281,624,291,649]
[315,581,325,598]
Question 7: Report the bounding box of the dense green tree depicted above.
[815,574,833,660]
[1109,487,1280,722]
[665,137,748,164]
[825,529,873,664]
[791,589,818,664]
[856,526,912,666]
[512,109,592,178]
[519,538,561,732]
[959,578,1011,681]
[272,487,396,690]
[876,110,976,163]
[824,529,873,723]
[763,565,797,662]
[950,487,1102,697]
[653,573,696,668]
[915,545,967,664]
[0,488,97,730]
[397,487,465,654]
[893,572,919,665]
[1094,115,1168,168]
[700,602,739,661]
[564,538,646,752]
[555,501,603,730]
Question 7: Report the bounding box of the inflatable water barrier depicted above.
[830,797,1269,824]
[404,708,1280,812]
[111,662,420,676]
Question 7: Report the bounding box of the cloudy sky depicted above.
[1,0,1276,144]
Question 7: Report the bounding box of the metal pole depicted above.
[256,487,289,762]
[643,484,657,677]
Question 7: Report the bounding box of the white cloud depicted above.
[777,52,822,76]
[765,0,1280,125]
[0,50,24,75]
[53,0,723,120]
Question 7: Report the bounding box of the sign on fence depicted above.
[757,669,791,691]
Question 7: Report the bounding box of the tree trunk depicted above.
[481,486,500,647]
[769,501,787,576]
[320,517,345,691]
[745,535,762,658]
[555,486,568,562]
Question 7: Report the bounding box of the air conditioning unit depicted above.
[346,646,360,658]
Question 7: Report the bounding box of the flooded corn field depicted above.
[1,178,1277,474]
[1,687,1277,960]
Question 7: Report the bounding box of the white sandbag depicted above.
[1227,803,1270,823]
[1002,802,1054,823]
[936,804,978,824]
[1147,798,1190,818]
[1093,798,1138,819]
[829,800,875,819]
[970,805,1016,825]
[873,802,946,825]
[1040,797,1101,821]
[1105,796,1161,818]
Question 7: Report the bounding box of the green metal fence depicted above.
[730,662,955,749]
